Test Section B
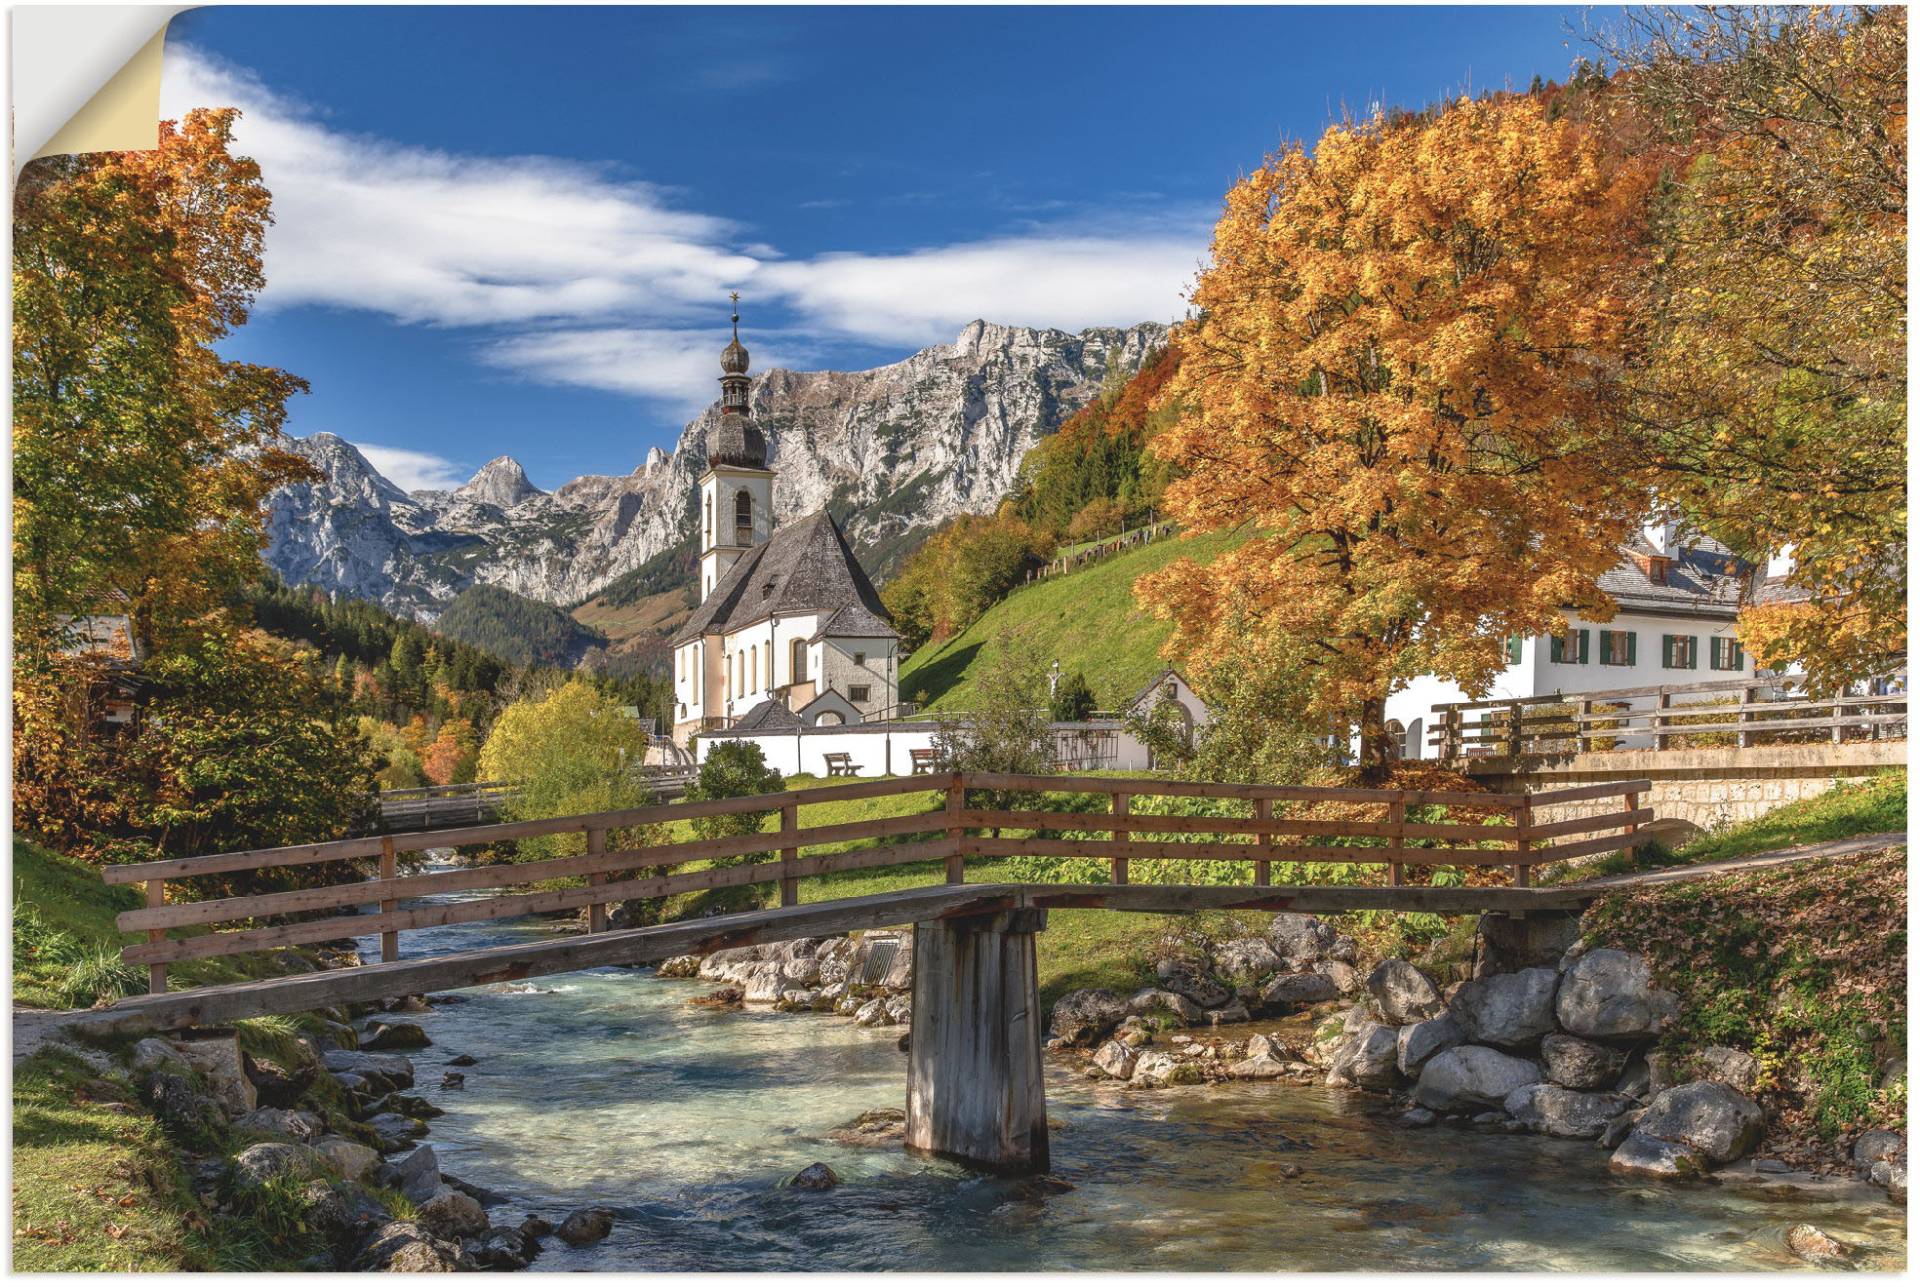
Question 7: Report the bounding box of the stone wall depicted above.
[1468,742,1905,833]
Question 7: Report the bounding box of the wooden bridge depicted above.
[99,771,1652,1172]
[372,766,698,832]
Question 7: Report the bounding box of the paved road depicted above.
[1566,831,1906,892]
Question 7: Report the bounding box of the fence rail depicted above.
[1429,677,1906,759]
[108,772,1653,994]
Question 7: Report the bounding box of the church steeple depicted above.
[706,292,766,468]
[697,294,774,604]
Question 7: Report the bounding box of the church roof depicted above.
[671,508,899,645]
[729,698,803,732]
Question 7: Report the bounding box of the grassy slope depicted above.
[898,528,1244,713]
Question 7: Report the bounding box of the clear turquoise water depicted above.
[361,906,1907,1272]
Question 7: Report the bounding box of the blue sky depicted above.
[163,5,1596,491]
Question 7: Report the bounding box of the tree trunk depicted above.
[1356,695,1392,785]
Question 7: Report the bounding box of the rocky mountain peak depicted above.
[456,456,541,509]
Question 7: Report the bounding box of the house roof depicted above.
[729,698,803,732]
[1751,573,1813,606]
[53,614,144,665]
[1593,532,1750,619]
[671,509,897,645]
[1125,666,1196,712]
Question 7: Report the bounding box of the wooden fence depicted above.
[105,773,1653,994]
[1430,677,1906,760]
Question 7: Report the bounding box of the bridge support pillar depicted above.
[1476,910,1581,977]
[905,905,1049,1174]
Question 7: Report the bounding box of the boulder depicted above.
[171,1035,257,1116]
[1413,1046,1543,1113]
[1555,949,1675,1041]
[354,1221,473,1272]
[1049,989,1129,1046]
[1267,913,1336,965]
[379,1145,442,1204]
[557,1206,615,1246]
[1326,935,1358,965]
[1396,1015,1464,1076]
[790,1162,840,1191]
[321,1049,415,1092]
[1451,968,1560,1050]
[1503,1084,1635,1138]
[657,954,702,978]
[231,1141,325,1189]
[1212,937,1282,987]
[141,1072,227,1141]
[361,1021,430,1051]
[364,1112,429,1152]
[825,1108,906,1147]
[1785,1224,1851,1268]
[1332,1022,1400,1091]
[1205,1001,1251,1026]
[1245,1032,1299,1062]
[129,1038,186,1075]
[1697,1046,1761,1095]
[417,1186,488,1239]
[1887,1165,1907,1203]
[1313,960,1362,995]
[1599,1108,1643,1149]
[1131,1051,1202,1087]
[1367,960,1446,1025]
[244,1055,316,1110]
[1090,1040,1138,1081]
[1475,911,1582,974]
[1633,1081,1764,1167]
[1261,972,1340,1010]
[883,995,912,1025]
[1608,1130,1706,1178]
[1540,1034,1629,1091]
[852,998,891,1027]
[1227,1052,1289,1079]
[1126,988,1203,1027]
[698,946,766,980]
[232,1107,324,1144]
[1154,961,1231,1010]
[313,1135,380,1183]
[467,1228,539,1272]
[1852,1129,1904,1170]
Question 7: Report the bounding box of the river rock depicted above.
[244,1056,316,1110]
[1154,961,1231,1010]
[1413,1046,1542,1112]
[1608,1130,1706,1178]
[826,1108,905,1147]
[1785,1224,1851,1267]
[1555,949,1675,1041]
[1633,1081,1765,1166]
[852,998,891,1027]
[468,1228,540,1271]
[167,1035,257,1117]
[1227,1051,1289,1079]
[1205,1001,1250,1025]
[1131,1051,1202,1087]
[1246,1033,1299,1062]
[313,1135,380,1183]
[1503,1084,1634,1138]
[698,946,766,980]
[1398,1107,1438,1128]
[1396,1014,1464,1076]
[321,1049,415,1092]
[1331,1022,1400,1091]
[1127,988,1203,1027]
[883,995,911,1025]
[1697,1045,1761,1095]
[1853,1129,1904,1170]
[1599,1108,1643,1149]
[379,1145,442,1204]
[231,1141,325,1189]
[791,1162,840,1191]
[1213,937,1283,987]
[361,1021,430,1051]
[1314,960,1362,995]
[557,1207,616,1246]
[1050,989,1129,1046]
[364,1113,429,1152]
[141,1072,226,1142]
[657,954,702,978]
[1091,1039,1138,1080]
[1267,913,1336,965]
[1540,1034,1629,1090]
[1887,1165,1907,1203]
[1367,960,1446,1025]
[418,1186,488,1239]
[1262,972,1340,1010]
[355,1221,474,1272]
[1452,968,1560,1050]
[233,1107,324,1144]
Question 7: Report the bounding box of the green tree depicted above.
[931,637,1056,824]
[1048,669,1097,722]
[684,741,788,867]
[477,679,654,861]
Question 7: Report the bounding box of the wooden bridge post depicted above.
[1624,790,1641,855]
[779,804,800,907]
[905,904,1050,1174]
[1253,797,1272,886]
[945,774,966,885]
[379,836,399,963]
[1505,701,1524,758]
[1738,685,1756,749]
[1832,689,1847,746]
[1653,690,1673,751]
[1512,799,1532,888]
[145,879,167,994]
[1387,799,1406,887]
[1111,791,1130,885]
[1578,697,1594,754]
[586,827,608,934]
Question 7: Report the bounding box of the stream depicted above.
[356,895,1907,1272]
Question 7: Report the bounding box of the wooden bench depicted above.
[909,748,940,775]
[822,752,861,777]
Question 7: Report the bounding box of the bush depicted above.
[685,741,787,866]
[1048,669,1097,722]
[477,679,656,861]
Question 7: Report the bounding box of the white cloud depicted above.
[481,327,814,414]
[351,443,467,491]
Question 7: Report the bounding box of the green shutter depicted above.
[1661,635,1675,668]
[1709,637,1723,669]
[1625,631,1637,666]
[1685,635,1699,669]
[1506,635,1523,665]
[1731,640,1744,669]
[1550,634,1564,663]
[1579,629,1590,664]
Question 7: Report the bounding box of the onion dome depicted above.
[707,292,767,468]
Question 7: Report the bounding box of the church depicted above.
[669,304,901,744]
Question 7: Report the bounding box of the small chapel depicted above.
[669,302,900,743]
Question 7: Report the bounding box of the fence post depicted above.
[1832,689,1846,745]
[1388,799,1406,888]
[1512,799,1531,888]
[379,835,399,963]
[145,879,168,994]
[1578,698,1594,754]
[1653,690,1672,751]
[945,773,966,884]
[1506,701,1524,758]
[1738,685,1756,749]
[587,827,608,932]
[1253,797,1272,886]
[1111,791,1131,885]
[1624,789,1641,855]
[780,803,800,907]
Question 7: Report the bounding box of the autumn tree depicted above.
[477,679,653,860]
[422,718,481,786]
[1597,6,1907,688]
[1139,95,1654,778]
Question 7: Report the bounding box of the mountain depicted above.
[431,584,607,668]
[263,319,1167,622]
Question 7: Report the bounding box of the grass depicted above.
[898,528,1245,713]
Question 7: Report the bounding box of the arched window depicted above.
[791,638,809,684]
[749,647,758,693]
[734,488,753,536]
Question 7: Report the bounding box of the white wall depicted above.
[696,719,1156,778]
[819,634,897,721]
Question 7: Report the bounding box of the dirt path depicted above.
[12,1006,96,1065]
[1567,831,1906,892]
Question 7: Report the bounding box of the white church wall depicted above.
[696,718,1157,778]
[819,634,898,722]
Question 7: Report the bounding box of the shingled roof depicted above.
[1593,531,1751,619]
[671,508,898,645]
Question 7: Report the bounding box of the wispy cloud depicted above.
[350,443,468,491]
[481,327,814,414]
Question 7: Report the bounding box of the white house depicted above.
[1386,528,1763,760]
[670,306,900,744]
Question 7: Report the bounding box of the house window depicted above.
[853,651,866,667]
[1599,629,1636,666]
[750,647,758,693]
[1549,629,1590,664]
[1503,635,1524,665]
[791,638,809,683]
[849,685,871,703]
[1710,637,1745,671]
[734,489,753,537]
[1662,634,1698,670]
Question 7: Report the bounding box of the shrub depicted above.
[1048,669,1097,722]
[686,740,787,866]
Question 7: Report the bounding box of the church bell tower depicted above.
[698,294,775,602]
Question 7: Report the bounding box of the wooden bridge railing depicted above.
[1430,677,1907,760]
[105,773,1653,994]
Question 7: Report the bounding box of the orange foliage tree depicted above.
[1139,95,1654,777]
